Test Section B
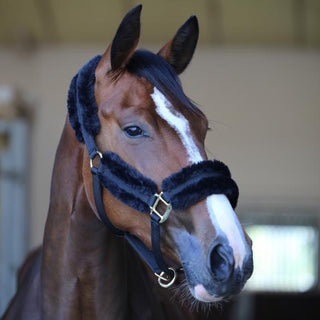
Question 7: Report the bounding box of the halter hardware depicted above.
[90,151,103,169]
[150,192,172,224]
[155,267,177,288]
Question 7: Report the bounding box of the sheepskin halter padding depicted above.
[98,151,239,213]
[67,55,239,214]
[67,55,102,145]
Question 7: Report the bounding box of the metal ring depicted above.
[90,151,103,169]
[156,267,177,288]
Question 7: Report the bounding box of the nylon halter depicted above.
[67,55,239,288]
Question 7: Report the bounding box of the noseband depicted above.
[67,56,239,287]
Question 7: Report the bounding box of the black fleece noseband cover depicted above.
[162,160,238,209]
[98,152,239,213]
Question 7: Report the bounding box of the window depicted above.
[245,224,318,292]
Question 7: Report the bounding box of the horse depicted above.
[2,5,253,320]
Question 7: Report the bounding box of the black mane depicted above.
[126,49,204,118]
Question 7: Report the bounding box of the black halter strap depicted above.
[91,164,168,276]
[67,55,239,287]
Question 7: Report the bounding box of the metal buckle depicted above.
[150,192,172,224]
[155,267,177,288]
[90,151,103,169]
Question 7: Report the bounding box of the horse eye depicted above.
[124,126,144,138]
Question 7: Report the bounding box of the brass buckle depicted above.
[150,192,172,224]
[90,151,103,169]
[155,267,177,288]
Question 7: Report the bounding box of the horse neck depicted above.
[41,120,130,319]
[41,120,198,320]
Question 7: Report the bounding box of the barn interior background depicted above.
[0,0,319,319]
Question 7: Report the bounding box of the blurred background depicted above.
[0,0,319,319]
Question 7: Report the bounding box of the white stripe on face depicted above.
[151,87,203,163]
[206,194,247,269]
[151,87,247,269]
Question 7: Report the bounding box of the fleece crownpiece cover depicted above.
[67,55,102,144]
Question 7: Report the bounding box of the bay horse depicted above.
[2,5,253,320]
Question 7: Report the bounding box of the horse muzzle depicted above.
[174,225,253,302]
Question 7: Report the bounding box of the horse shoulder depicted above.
[2,247,42,320]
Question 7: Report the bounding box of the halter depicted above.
[67,55,239,288]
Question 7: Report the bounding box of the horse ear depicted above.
[99,5,142,73]
[111,5,142,70]
[158,16,199,74]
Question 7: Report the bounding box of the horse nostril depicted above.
[209,244,234,282]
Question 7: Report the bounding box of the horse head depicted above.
[71,5,253,305]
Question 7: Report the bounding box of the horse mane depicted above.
[67,50,205,144]
[126,50,204,118]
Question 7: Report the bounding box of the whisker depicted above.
[170,279,227,315]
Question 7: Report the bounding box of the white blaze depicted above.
[206,194,247,268]
[151,87,203,163]
[151,87,247,271]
